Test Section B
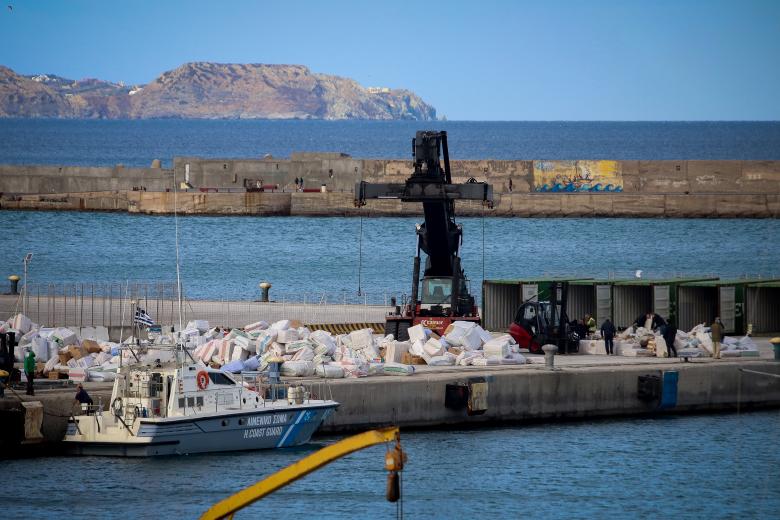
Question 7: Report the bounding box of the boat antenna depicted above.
[173,165,184,335]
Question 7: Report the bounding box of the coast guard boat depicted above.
[63,352,338,457]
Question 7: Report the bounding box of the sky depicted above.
[1,0,779,120]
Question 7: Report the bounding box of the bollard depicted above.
[259,282,272,302]
[542,344,558,370]
[770,337,780,361]
[8,275,19,295]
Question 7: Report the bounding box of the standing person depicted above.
[663,321,678,358]
[600,318,616,355]
[299,177,304,190]
[710,317,725,359]
[584,313,596,335]
[293,177,299,191]
[74,383,93,407]
[24,348,35,396]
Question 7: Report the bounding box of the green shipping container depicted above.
[677,278,780,334]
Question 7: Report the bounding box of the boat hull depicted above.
[63,403,338,457]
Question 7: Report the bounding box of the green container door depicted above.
[596,284,612,325]
[653,285,671,323]
[719,286,736,334]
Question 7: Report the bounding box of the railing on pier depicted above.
[0,282,396,331]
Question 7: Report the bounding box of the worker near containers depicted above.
[634,311,666,332]
[584,314,596,335]
[600,318,616,355]
[711,317,725,359]
[24,348,35,396]
[662,321,678,358]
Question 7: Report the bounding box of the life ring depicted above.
[196,370,210,390]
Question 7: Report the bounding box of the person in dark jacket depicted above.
[74,384,93,406]
[600,318,616,355]
[662,321,678,358]
[634,311,666,331]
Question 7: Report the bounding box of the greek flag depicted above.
[134,307,154,327]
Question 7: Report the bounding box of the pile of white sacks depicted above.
[2,312,528,382]
[581,323,760,358]
[187,319,527,379]
[1,313,122,381]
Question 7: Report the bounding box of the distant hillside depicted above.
[0,63,436,120]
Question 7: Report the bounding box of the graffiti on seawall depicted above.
[534,160,623,192]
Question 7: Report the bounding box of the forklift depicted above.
[507,281,581,354]
[355,131,493,340]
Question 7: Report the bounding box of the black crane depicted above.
[355,131,493,340]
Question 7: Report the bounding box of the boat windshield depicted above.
[208,372,236,386]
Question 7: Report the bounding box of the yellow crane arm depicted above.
[200,426,400,520]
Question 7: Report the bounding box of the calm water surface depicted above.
[2,120,780,167]
[0,213,779,300]
[5,411,779,519]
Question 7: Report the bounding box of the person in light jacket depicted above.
[710,317,725,359]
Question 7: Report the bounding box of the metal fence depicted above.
[0,282,393,330]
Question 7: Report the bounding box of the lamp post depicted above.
[22,253,32,316]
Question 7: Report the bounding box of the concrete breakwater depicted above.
[2,355,779,456]
[1,156,779,217]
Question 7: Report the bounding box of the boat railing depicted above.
[233,372,334,406]
[77,400,104,416]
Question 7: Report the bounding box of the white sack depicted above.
[409,339,425,357]
[315,364,345,378]
[423,338,445,357]
[280,360,315,377]
[407,324,427,343]
[383,362,415,376]
[385,341,410,363]
[349,328,374,350]
[277,329,299,344]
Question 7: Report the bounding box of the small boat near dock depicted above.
[63,350,338,456]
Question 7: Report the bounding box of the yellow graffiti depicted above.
[534,160,623,192]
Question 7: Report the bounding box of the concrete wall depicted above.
[1,157,779,217]
[3,360,778,455]
[3,191,780,217]
[0,164,172,193]
[321,361,780,432]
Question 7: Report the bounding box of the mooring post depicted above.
[8,275,19,295]
[259,282,272,303]
[542,344,558,370]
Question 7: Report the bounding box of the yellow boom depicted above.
[200,426,401,520]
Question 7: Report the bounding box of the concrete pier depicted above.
[2,345,778,457]
[2,158,779,217]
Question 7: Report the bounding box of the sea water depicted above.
[3,411,779,518]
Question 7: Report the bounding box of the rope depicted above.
[173,167,184,333]
[357,214,364,296]
[481,206,486,282]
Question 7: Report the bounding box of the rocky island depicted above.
[0,62,436,120]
